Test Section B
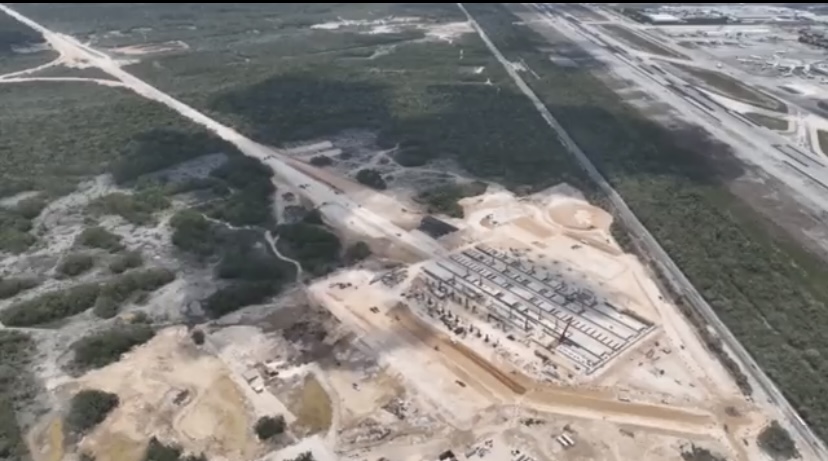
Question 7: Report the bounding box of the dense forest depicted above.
[0,9,42,51]
[416,181,488,218]
[464,2,828,443]
[0,331,39,461]
[0,9,55,75]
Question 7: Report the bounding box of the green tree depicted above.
[170,210,217,256]
[109,250,144,274]
[0,277,39,300]
[57,253,96,277]
[757,421,799,461]
[66,389,119,435]
[0,283,101,326]
[71,324,156,372]
[76,226,124,252]
[15,195,48,219]
[355,169,387,190]
[254,415,286,440]
[309,155,333,167]
[191,329,205,345]
[202,282,277,318]
[344,241,371,264]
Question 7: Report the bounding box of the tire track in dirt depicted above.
[390,304,717,435]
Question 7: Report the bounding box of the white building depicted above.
[644,12,682,24]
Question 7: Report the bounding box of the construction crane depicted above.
[547,318,573,350]
[557,318,572,347]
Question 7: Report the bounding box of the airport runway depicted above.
[462,3,828,459]
[532,3,828,211]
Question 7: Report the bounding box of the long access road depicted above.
[457,3,827,459]
[0,3,446,261]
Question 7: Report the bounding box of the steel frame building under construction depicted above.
[417,244,655,374]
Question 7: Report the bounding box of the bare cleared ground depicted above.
[29,328,263,461]
[306,185,773,461]
[0,4,802,461]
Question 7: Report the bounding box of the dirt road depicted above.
[0,3,446,261]
[311,276,718,438]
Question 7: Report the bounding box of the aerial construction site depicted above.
[304,182,774,461]
[0,2,824,461]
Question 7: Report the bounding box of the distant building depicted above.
[644,12,681,24]
[621,7,731,25]
[418,216,459,239]
[800,29,828,49]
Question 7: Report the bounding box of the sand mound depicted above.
[548,201,612,231]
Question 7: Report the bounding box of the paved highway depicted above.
[459,2,827,459]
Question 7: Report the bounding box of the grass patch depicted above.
[286,374,332,436]
[744,112,788,131]
[817,129,828,155]
[671,63,787,113]
[469,2,828,442]
[600,24,688,59]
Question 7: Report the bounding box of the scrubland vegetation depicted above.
[465,2,828,442]
[142,437,207,461]
[416,181,488,218]
[0,9,55,74]
[75,226,124,253]
[758,421,800,461]
[0,282,101,327]
[0,267,175,326]
[277,223,341,276]
[0,276,39,299]
[56,253,96,278]
[108,250,143,274]
[70,323,155,372]
[66,389,119,436]
[3,1,820,456]
[0,330,38,461]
